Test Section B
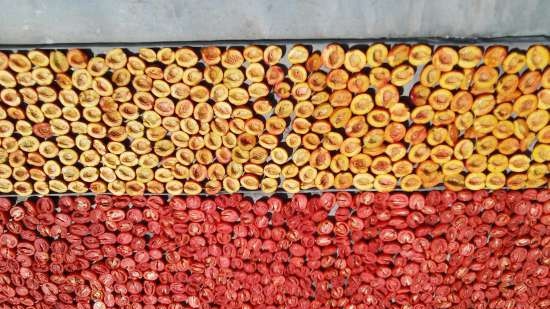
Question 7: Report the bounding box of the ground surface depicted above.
[0,0,548,45]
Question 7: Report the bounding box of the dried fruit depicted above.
[0,43,546,194]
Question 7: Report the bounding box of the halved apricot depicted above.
[340,137,362,157]
[526,109,549,132]
[507,174,527,190]
[326,69,349,90]
[432,110,456,126]
[410,84,431,106]
[274,82,291,99]
[366,43,388,67]
[375,84,399,108]
[465,173,486,190]
[175,48,198,68]
[292,118,312,135]
[363,129,385,149]
[29,50,51,67]
[472,94,496,116]
[409,44,432,66]
[455,112,474,131]
[282,179,300,193]
[487,154,508,172]
[513,119,531,140]
[0,52,8,70]
[401,174,422,191]
[442,160,464,175]
[508,154,530,172]
[427,127,448,145]
[272,99,292,119]
[347,73,370,93]
[389,103,410,122]
[306,52,323,72]
[454,139,474,160]
[373,174,397,192]
[294,101,315,118]
[502,52,526,74]
[322,44,345,69]
[370,156,392,175]
[497,137,520,155]
[492,120,514,139]
[308,71,327,91]
[369,67,391,88]
[435,71,463,91]
[404,125,427,145]
[312,103,334,120]
[392,160,413,177]
[329,108,352,128]
[458,45,482,69]
[473,114,498,135]
[264,45,283,65]
[432,47,458,72]
[430,144,453,164]
[292,148,312,166]
[526,45,549,71]
[537,126,550,143]
[428,88,453,111]
[329,89,352,107]
[323,132,343,151]
[387,44,410,67]
[385,143,407,161]
[483,46,507,67]
[349,153,372,174]
[221,48,244,69]
[408,143,431,163]
[537,87,549,108]
[242,45,263,63]
[200,46,222,65]
[527,163,547,180]
[390,65,415,86]
[353,172,375,190]
[344,49,367,72]
[288,64,308,83]
[291,82,312,101]
[476,135,500,156]
[513,94,538,117]
[344,116,368,137]
[518,70,541,94]
[384,122,406,142]
[288,45,309,64]
[9,54,32,73]
[420,64,441,87]
[411,105,434,124]
[496,74,519,94]
[265,116,286,135]
[532,144,549,163]
[366,109,390,128]
[450,90,473,114]
[465,154,487,173]
[265,65,285,85]
[473,65,499,86]
[444,174,465,191]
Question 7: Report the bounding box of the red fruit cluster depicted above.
[0,190,549,309]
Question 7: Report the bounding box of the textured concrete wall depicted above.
[0,0,548,45]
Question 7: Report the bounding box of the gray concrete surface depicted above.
[0,0,548,45]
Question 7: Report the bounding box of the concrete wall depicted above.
[0,0,548,45]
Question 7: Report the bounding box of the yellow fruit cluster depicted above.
[0,43,548,195]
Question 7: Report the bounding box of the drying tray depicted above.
[0,35,549,201]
